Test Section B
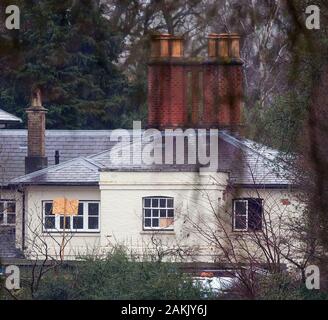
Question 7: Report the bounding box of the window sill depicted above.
[42,232,100,237]
[140,230,175,235]
[232,230,262,234]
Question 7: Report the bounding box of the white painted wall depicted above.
[99,172,304,264]
[24,186,101,259]
[99,171,229,261]
[21,172,305,265]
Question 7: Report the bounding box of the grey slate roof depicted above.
[217,132,291,185]
[92,131,291,185]
[11,157,104,185]
[6,129,292,187]
[0,130,117,185]
[0,109,22,124]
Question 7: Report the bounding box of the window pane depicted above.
[7,214,16,224]
[152,199,158,207]
[88,217,98,230]
[0,203,4,212]
[78,203,84,216]
[160,209,167,217]
[248,199,262,231]
[152,209,159,217]
[45,203,53,215]
[160,199,166,207]
[144,218,151,227]
[7,202,15,213]
[88,203,99,216]
[144,199,151,208]
[143,198,174,229]
[235,215,247,230]
[0,213,3,224]
[44,216,55,229]
[152,218,159,227]
[60,216,71,230]
[160,218,174,228]
[73,216,83,229]
[235,201,246,215]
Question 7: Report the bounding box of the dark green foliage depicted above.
[0,0,142,129]
[34,247,212,300]
[257,273,328,300]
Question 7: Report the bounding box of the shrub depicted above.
[35,247,213,300]
[257,272,328,300]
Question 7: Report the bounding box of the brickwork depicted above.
[26,108,46,157]
[148,33,244,129]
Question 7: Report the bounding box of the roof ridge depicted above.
[219,131,278,163]
[82,157,106,169]
[88,140,134,160]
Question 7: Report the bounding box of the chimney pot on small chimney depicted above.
[31,88,42,108]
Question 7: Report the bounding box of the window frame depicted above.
[142,196,174,231]
[42,200,100,233]
[232,198,263,232]
[0,199,16,226]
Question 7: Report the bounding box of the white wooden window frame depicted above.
[0,200,16,226]
[233,199,249,231]
[43,200,100,233]
[143,197,174,231]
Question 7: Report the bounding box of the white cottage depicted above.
[0,34,301,268]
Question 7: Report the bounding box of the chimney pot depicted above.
[150,34,184,58]
[31,88,43,108]
[218,33,230,59]
[229,33,241,59]
[207,33,241,60]
[207,33,220,57]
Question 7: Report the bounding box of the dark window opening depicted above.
[233,198,263,232]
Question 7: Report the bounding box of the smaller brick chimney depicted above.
[25,89,48,174]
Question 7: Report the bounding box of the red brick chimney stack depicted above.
[205,33,243,128]
[25,88,48,174]
[148,34,186,129]
[148,33,243,130]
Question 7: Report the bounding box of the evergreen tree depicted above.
[0,0,135,129]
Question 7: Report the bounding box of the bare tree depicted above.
[23,201,75,298]
[181,155,315,298]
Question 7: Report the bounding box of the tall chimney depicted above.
[204,33,243,128]
[148,34,186,129]
[147,33,243,129]
[25,89,48,174]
